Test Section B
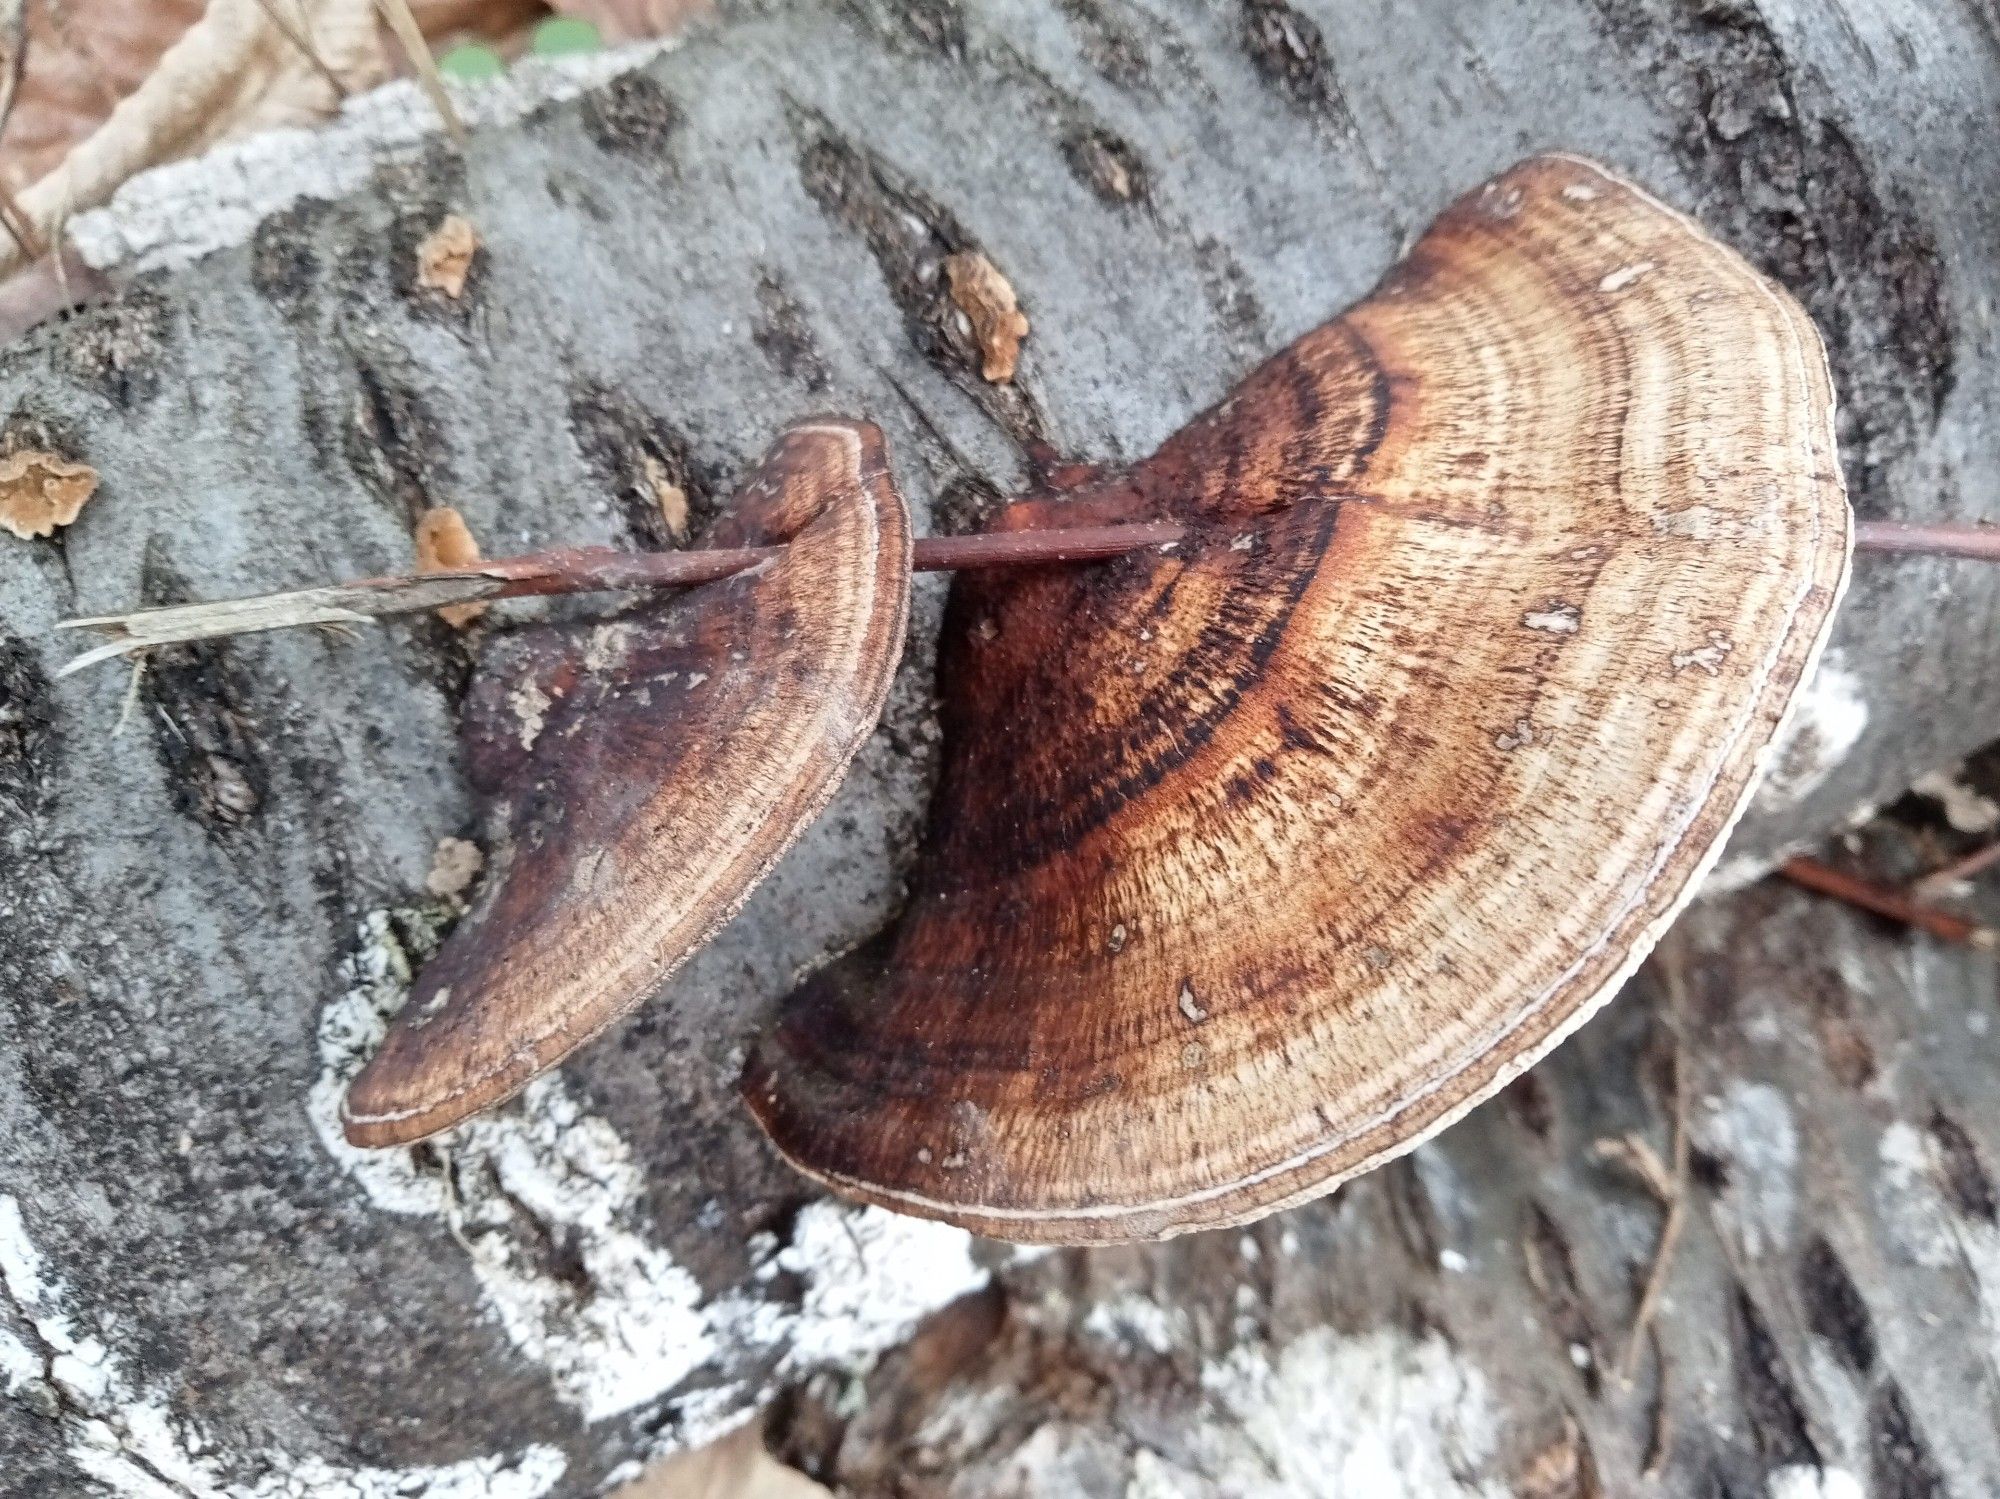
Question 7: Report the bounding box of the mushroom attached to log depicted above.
[342,421,912,1147]
[742,155,1852,1244]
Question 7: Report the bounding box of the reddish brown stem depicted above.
[1778,855,1996,948]
[1854,519,2000,562]
[484,522,1188,600]
[52,512,2000,678]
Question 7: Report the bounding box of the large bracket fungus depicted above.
[342,421,912,1147]
[743,155,1852,1244]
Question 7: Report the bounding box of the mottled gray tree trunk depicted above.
[0,1,1995,1494]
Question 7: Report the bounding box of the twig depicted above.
[1640,1326,1672,1481]
[54,521,1187,675]
[1617,943,1690,1386]
[0,0,26,141]
[1854,518,2000,562]
[1909,838,2000,904]
[1779,855,1998,948]
[110,654,147,738]
[52,511,2000,680]
[0,176,43,261]
[373,0,465,142]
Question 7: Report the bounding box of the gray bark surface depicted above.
[0,1,1995,1493]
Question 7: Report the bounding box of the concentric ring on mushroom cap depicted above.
[342,421,912,1148]
[743,155,1852,1244]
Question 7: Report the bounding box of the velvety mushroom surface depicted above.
[744,155,1852,1244]
[344,421,911,1147]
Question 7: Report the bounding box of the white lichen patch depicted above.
[312,913,1001,1451]
[1494,719,1537,753]
[508,678,553,753]
[1081,1293,1185,1357]
[1911,768,2000,835]
[0,1323,39,1391]
[310,914,719,1423]
[1671,631,1733,677]
[1756,656,1868,810]
[1598,260,1656,292]
[1876,1119,2000,1373]
[1768,1466,1866,1499]
[731,1203,986,1376]
[584,621,636,673]
[1520,602,1580,634]
[1875,1121,1962,1270]
[1185,1327,1508,1497]
[1,1195,567,1498]
[964,1314,1506,1497]
[1695,1080,1799,1259]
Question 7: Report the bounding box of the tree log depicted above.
[0,1,1995,1492]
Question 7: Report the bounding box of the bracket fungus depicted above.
[742,155,1852,1243]
[341,421,912,1147]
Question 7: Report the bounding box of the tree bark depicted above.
[0,1,1995,1493]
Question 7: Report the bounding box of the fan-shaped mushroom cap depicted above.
[343,421,911,1148]
[743,155,1851,1244]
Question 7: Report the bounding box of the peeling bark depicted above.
[1,1,1997,1492]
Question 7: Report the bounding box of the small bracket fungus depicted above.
[0,449,98,539]
[341,421,911,1147]
[743,155,1851,1244]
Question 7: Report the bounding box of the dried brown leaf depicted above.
[1590,1132,1674,1202]
[372,0,461,139]
[945,249,1029,383]
[0,448,97,538]
[612,1414,829,1499]
[0,0,387,284]
[416,212,479,297]
[0,0,207,193]
[414,504,485,627]
[551,0,716,44]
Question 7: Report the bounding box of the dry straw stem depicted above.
[371,0,462,140]
[249,0,356,99]
[53,520,1184,675]
[1616,943,1690,1386]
